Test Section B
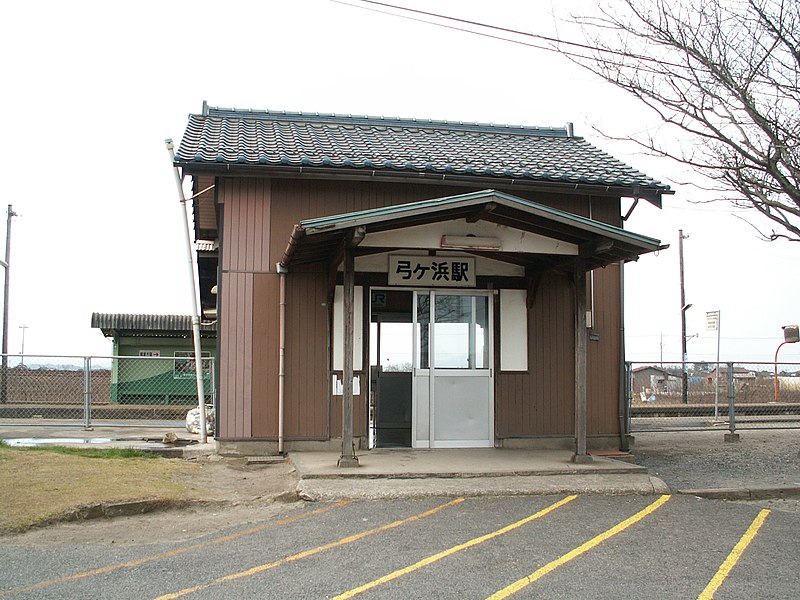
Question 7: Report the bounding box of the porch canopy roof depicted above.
[280,189,665,272]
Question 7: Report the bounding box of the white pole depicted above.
[165,139,207,444]
[714,310,721,419]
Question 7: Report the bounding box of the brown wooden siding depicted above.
[218,271,253,439]
[251,273,279,437]
[496,271,575,437]
[587,264,622,434]
[280,269,330,439]
[220,178,271,273]
[328,375,368,440]
[194,175,218,234]
[217,176,626,442]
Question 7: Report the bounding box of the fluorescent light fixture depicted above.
[440,235,501,250]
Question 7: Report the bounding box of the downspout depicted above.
[277,262,288,455]
[619,196,639,451]
[619,260,629,452]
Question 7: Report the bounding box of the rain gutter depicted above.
[175,163,672,207]
[277,262,288,455]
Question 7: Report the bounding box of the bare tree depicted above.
[567,0,800,241]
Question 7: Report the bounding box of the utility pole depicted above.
[1,205,16,403]
[679,230,690,404]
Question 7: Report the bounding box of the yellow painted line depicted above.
[697,508,770,600]
[333,495,577,600]
[487,494,672,600]
[0,500,350,598]
[154,497,465,600]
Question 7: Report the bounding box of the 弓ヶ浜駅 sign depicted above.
[388,255,475,287]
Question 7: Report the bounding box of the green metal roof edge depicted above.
[299,189,662,249]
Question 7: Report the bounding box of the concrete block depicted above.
[571,453,594,464]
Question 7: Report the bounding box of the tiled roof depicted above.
[175,105,670,202]
[91,313,216,337]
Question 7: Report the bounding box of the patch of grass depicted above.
[0,447,204,533]
[6,445,159,459]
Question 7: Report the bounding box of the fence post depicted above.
[625,361,633,437]
[0,353,6,404]
[725,361,739,442]
[83,356,92,430]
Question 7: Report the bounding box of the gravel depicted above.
[632,428,800,491]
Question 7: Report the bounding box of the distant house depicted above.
[632,366,681,399]
[707,366,757,384]
[91,313,216,405]
[172,103,670,460]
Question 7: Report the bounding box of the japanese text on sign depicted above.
[388,256,475,287]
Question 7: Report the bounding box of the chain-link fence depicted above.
[627,361,800,432]
[0,355,214,428]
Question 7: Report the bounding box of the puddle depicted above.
[3,437,116,447]
[2,437,199,448]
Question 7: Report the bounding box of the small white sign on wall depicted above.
[332,374,361,396]
[500,289,528,371]
[333,285,364,371]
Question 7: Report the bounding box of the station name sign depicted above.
[388,255,475,288]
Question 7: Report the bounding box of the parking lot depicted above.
[2,493,797,599]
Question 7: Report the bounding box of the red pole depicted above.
[774,341,787,402]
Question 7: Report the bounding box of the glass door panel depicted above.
[415,293,430,370]
[433,295,472,368]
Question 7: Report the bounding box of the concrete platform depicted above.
[290,448,669,500]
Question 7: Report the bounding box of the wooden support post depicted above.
[338,244,359,467]
[573,259,592,463]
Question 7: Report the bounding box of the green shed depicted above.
[91,313,217,405]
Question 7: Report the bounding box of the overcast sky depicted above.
[1,0,798,366]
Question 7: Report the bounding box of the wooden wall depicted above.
[215,176,626,442]
[496,271,575,437]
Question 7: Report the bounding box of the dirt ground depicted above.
[175,454,300,505]
[3,455,302,546]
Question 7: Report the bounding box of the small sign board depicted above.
[783,325,800,343]
[174,351,212,380]
[706,311,720,331]
[388,256,475,287]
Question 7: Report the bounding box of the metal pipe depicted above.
[679,230,689,404]
[618,262,629,452]
[714,311,721,419]
[727,362,736,435]
[165,139,207,444]
[1,205,16,404]
[83,356,92,430]
[774,341,788,402]
[277,263,287,455]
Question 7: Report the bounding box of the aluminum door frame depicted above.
[412,290,494,448]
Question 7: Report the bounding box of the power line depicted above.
[333,0,689,69]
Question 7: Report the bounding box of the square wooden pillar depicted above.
[573,259,592,464]
[338,245,359,467]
